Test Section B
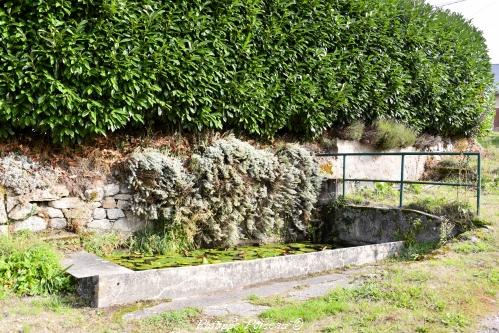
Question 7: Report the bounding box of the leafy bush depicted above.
[125,138,322,248]
[372,120,417,149]
[0,232,72,295]
[0,0,494,143]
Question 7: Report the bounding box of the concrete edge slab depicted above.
[66,241,403,308]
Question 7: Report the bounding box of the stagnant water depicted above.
[106,242,336,270]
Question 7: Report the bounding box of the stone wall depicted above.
[0,154,145,235]
[323,204,458,246]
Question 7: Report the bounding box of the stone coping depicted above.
[64,241,404,308]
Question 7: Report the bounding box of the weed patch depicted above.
[0,232,72,295]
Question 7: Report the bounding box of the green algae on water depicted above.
[106,242,333,271]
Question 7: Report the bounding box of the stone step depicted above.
[62,251,132,279]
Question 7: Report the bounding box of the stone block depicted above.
[93,208,106,220]
[49,197,82,209]
[85,188,104,202]
[8,203,37,221]
[28,185,69,201]
[6,196,18,212]
[106,208,125,220]
[116,200,130,210]
[102,197,116,209]
[113,217,145,233]
[46,207,64,218]
[63,207,92,220]
[104,184,120,197]
[87,219,112,230]
[326,205,457,245]
[114,194,132,200]
[14,216,47,232]
[50,218,67,229]
[89,201,102,208]
[0,195,7,224]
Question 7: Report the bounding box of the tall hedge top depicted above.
[0,0,494,143]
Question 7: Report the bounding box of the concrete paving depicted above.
[478,314,499,333]
[123,268,367,320]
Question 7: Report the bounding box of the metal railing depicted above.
[316,152,481,215]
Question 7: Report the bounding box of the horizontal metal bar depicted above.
[316,152,479,157]
[343,178,476,187]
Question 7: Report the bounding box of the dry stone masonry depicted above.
[0,154,145,235]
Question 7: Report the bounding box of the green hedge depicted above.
[0,0,494,143]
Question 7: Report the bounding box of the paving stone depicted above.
[14,216,47,232]
[49,197,82,209]
[104,184,120,197]
[102,197,116,209]
[203,301,269,317]
[123,271,359,321]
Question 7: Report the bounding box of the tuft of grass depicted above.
[372,119,417,150]
[406,196,474,226]
[81,232,128,257]
[398,241,440,261]
[338,121,365,141]
[141,307,200,330]
[246,294,289,307]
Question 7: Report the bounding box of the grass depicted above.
[372,120,417,149]
[139,307,201,330]
[338,121,365,141]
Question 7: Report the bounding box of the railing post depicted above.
[477,153,481,216]
[342,155,346,197]
[399,154,405,208]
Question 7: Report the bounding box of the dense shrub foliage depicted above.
[0,0,494,142]
[125,138,322,248]
[0,232,72,295]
